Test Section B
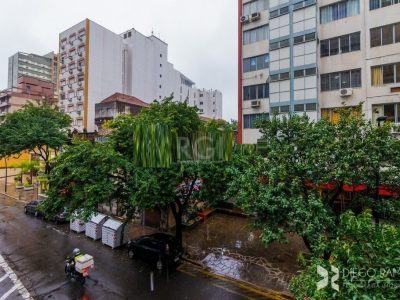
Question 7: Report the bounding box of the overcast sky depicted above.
[0,0,238,121]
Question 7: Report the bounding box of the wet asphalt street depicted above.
[0,196,259,300]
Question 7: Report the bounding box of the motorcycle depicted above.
[65,249,94,284]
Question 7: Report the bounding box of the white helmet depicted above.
[72,248,81,256]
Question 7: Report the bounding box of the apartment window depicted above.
[383,64,395,84]
[294,70,304,78]
[382,25,394,45]
[294,104,304,112]
[270,74,279,81]
[373,103,400,123]
[243,25,269,45]
[371,63,400,86]
[320,0,360,24]
[294,68,316,78]
[270,72,291,81]
[270,42,279,50]
[330,38,339,55]
[270,10,279,18]
[270,6,289,19]
[243,83,269,100]
[280,72,290,80]
[306,103,317,111]
[305,67,316,76]
[305,33,316,42]
[243,113,269,129]
[294,103,317,112]
[320,32,360,57]
[243,54,269,72]
[370,22,400,47]
[280,39,290,48]
[243,0,269,15]
[350,32,361,50]
[280,105,290,113]
[294,0,317,10]
[294,36,304,44]
[321,69,362,91]
[370,0,400,10]
[340,35,350,53]
[270,39,290,50]
[128,32,132,38]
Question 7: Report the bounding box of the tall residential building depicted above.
[8,52,58,91]
[59,19,222,132]
[238,0,400,144]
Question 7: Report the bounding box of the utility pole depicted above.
[4,157,7,194]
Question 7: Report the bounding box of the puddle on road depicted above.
[184,213,308,292]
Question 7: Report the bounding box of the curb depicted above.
[181,256,294,299]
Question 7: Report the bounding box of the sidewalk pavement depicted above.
[0,180,39,202]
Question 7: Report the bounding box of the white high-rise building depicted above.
[59,19,222,132]
[238,0,400,144]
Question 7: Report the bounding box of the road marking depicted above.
[0,286,17,300]
[0,254,33,300]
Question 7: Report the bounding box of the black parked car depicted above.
[127,233,183,270]
[24,200,43,217]
[53,208,69,224]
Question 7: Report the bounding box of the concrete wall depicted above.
[87,21,124,132]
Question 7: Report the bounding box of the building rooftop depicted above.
[100,92,150,107]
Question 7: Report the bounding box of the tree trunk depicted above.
[160,207,169,232]
[44,162,51,175]
[170,201,183,248]
[175,212,183,248]
[302,236,312,253]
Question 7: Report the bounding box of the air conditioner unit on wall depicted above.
[240,15,250,24]
[251,100,261,107]
[339,88,353,97]
[251,12,261,21]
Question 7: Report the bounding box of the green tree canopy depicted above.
[229,108,400,253]
[42,141,137,220]
[289,210,400,299]
[0,103,71,174]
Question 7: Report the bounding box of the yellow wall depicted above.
[0,152,31,168]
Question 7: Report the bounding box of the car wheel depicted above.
[24,207,28,214]
[34,211,39,217]
[128,249,135,259]
[156,259,163,270]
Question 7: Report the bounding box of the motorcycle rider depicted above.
[66,248,81,273]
